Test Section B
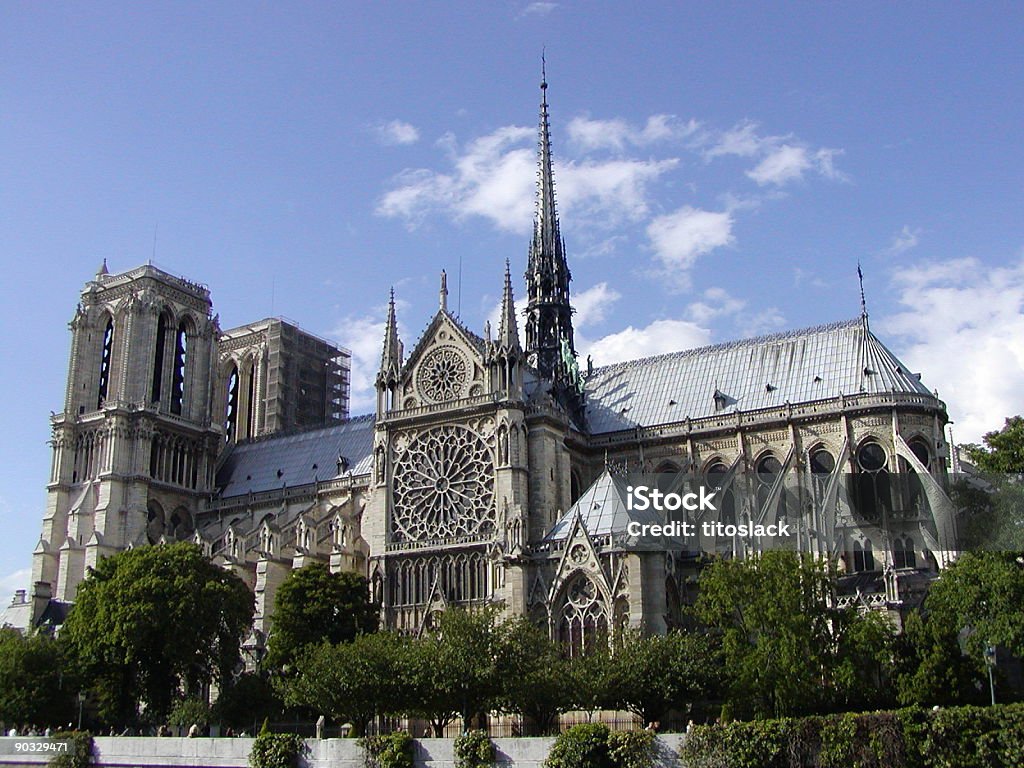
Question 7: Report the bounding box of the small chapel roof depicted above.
[545,469,682,549]
[583,318,932,434]
[216,414,375,498]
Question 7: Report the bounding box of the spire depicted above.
[498,259,521,352]
[379,288,402,381]
[96,258,109,279]
[857,261,869,328]
[524,57,575,382]
[439,269,448,312]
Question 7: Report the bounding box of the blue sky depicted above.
[2,2,1022,605]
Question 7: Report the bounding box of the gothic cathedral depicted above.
[13,75,957,655]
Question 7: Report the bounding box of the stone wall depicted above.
[0,734,687,768]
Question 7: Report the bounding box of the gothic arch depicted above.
[555,572,609,658]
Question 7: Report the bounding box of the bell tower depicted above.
[32,263,221,620]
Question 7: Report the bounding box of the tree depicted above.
[265,563,377,672]
[213,672,283,732]
[60,542,253,726]
[605,629,720,726]
[281,632,407,736]
[963,416,1024,474]
[894,609,983,707]
[493,617,574,735]
[0,628,72,728]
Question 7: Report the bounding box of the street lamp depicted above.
[983,643,997,706]
[76,692,86,731]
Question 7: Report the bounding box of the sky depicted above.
[1,2,1022,607]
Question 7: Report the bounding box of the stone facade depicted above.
[15,77,956,650]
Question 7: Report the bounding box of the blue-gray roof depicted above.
[584,318,931,434]
[216,415,375,498]
[546,470,659,539]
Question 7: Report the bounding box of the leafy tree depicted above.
[926,551,1024,658]
[413,608,505,733]
[605,629,720,726]
[214,672,284,732]
[493,617,574,735]
[894,609,984,707]
[953,472,1024,551]
[963,416,1024,474]
[281,631,407,736]
[0,628,72,728]
[60,541,253,726]
[830,607,898,712]
[693,550,896,718]
[265,563,377,672]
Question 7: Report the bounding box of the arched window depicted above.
[853,441,891,524]
[570,469,582,505]
[905,438,931,516]
[170,320,189,415]
[146,500,165,544]
[558,574,608,659]
[755,453,788,522]
[225,364,240,443]
[852,538,876,572]
[893,535,917,569]
[151,312,170,404]
[168,507,194,540]
[706,462,736,526]
[97,317,114,408]
[809,447,835,500]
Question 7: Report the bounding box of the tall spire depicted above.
[379,288,402,382]
[525,56,575,382]
[857,262,870,329]
[498,259,521,352]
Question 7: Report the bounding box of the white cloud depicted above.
[700,120,844,187]
[377,125,677,233]
[883,225,922,256]
[0,567,29,603]
[686,287,746,325]
[647,205,734,271]
[567,114,698,152]
[376,120,420,146]
[331,298,412,415]
[572,282,621,328]
[521,1,558,16]
[882,254,1024,443]
[583,319,712,366]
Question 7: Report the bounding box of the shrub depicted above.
[607,729,655,768]
[49,731,93,768]
[168,697,211,730]
[359,731,414,768]
[545,723,612,768]
[455,730,496,768]
[248,731,307,768]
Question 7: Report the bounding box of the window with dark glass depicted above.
[97,318,114,408]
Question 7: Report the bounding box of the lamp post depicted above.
[76,692,86,731]
[984,643,997,706]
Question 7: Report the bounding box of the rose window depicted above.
[392,425,495,542]
[417,347,468,403]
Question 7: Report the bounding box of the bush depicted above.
[168,697,211,730]
[248,731,307,768]
[545,723,612,768]
[455,730,496,768]
[359,731,414,768]
[49,731,93,768]
[607,729,655,768]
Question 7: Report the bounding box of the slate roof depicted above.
[216,414,375,498]
[545,470,682,548]
[583,318,931,434]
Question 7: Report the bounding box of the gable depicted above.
[396,310,489,409]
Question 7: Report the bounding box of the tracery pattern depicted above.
[392,424,495,542]
[416,346,468,403]
[558,573,609,658]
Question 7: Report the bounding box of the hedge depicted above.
[679,702,1024,768]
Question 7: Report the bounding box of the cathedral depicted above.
[11,74,958,653]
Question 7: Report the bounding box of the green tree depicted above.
[214,672,284,732]
[265,563,377,672]
[0,628,72,728]
[493,617,574,735]
[694,551,843,718]
[60,541,253,726]
[281,631,407,736]
[894,609,983,707]
[963,416,1024,474]
[605,629,719,726]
